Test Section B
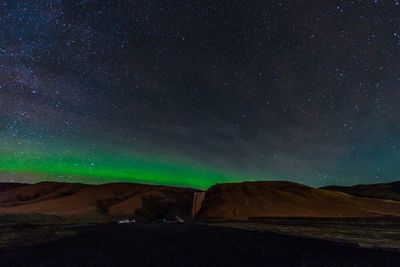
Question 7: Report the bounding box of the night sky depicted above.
[1,0,400,189]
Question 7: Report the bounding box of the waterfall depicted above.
[192,192,205,217]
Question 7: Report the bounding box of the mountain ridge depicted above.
[1,180,400,222]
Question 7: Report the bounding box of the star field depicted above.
[1,0,400,189]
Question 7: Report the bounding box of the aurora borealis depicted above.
[1,1,400,189]
[0,136,247,189]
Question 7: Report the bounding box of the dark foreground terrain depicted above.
[1,223,400,267]
[209,217,400,250]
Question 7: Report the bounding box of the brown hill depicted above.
[0,182,198,222]
[0,182,27,193]
[321,181,400,201]
[196,181,400,220]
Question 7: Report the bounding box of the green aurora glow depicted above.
[0,138,251,189]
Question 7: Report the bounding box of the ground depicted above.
[206,217,400,250]
[1,223,400,267]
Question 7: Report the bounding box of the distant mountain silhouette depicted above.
[321,181,400,201]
